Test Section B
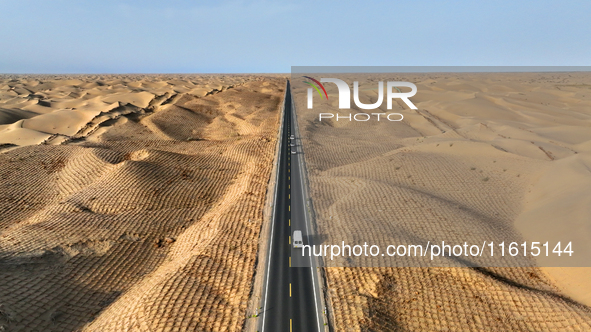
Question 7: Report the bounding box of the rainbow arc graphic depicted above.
[302,76,328,100]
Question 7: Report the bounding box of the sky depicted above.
[0,0,589,73]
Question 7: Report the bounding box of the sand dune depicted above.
[292,72,591,331]
[0,74,285,331]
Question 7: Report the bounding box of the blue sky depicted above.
[0,0,589,73]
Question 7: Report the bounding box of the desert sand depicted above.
[292,72,591,331]
[1,72,590,331]
[0,74,284,331]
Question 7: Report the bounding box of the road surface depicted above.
[260,80,324,332]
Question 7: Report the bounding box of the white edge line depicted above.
[292,88,323,332]
[261,81,287,332]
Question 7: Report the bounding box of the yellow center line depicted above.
[288,205,290,211]
[289,235,291,244]
[289,194,290,199]
[290,283,292,297]
[290,319,292,332]
[289,256,291,267]
[289,218,291,226]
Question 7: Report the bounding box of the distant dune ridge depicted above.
[0,75,284,331]
[292,72,591,331]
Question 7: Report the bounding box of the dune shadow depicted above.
[306,233,329,246]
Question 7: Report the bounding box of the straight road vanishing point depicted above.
[261,81,324,331]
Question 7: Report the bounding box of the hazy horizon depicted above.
[1,0,590,73]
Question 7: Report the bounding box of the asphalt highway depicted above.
[261,81,324,332]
